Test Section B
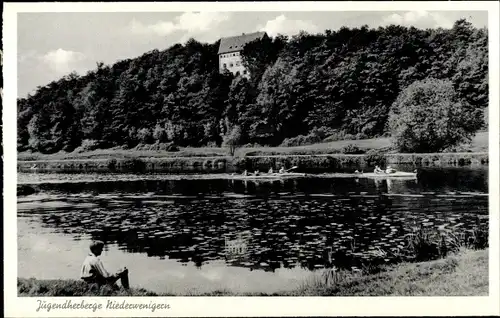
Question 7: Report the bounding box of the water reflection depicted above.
[17,168,489,292]
[18,193,488,272]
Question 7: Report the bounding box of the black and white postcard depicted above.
[3,1,500,317]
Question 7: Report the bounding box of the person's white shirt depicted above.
[81,252,111,279]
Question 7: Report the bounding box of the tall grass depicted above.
[396,221,488,262]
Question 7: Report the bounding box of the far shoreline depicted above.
[17,133,489,174]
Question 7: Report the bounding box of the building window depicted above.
[229,63,234,67]
[236,71,240,76]
[243,70,247,74]
[223,63,227,68]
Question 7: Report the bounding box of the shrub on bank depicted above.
[280,128,332,147]
[388,78,483,153]
[280,134,321,147]
[341,144,365,154]
[121,158,146,173]
[73,139,102,153]
[107,159,118,172]
[365,149,386,167]
[134,142,179,152]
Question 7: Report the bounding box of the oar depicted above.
[286,166,298,172]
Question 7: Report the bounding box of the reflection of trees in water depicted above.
[31,190,488,273]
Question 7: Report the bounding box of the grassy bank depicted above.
[18,248,488,297]
[17,152,488,174]
[16,132,488,173]
[17,132,488,161]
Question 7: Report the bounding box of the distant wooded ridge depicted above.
[17,19,488,154]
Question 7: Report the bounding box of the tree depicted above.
[388,78,483,153]
[137,127,153,144]
[251,57,304,145]
[452,27,488,112]
[222,125,242,156]
[153,124,167,143]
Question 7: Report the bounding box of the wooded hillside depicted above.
[17,19,488,154]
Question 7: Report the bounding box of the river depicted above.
[17,167,489,294]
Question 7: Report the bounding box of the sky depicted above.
[17,10,488,98]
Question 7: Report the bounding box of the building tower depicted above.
[218,31,268,78]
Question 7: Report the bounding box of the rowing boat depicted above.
[314,171,418,179]
[231,172,307,180]
[343,171,418,179]
[358,171,417,179]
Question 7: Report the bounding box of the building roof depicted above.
[218,31,267,55]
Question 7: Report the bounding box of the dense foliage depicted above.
[17,19,488,153]
[388,78,483,153]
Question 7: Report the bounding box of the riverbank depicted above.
[16,133,489,173]
[18,248,488,296]
[17,152,489,174]
[17,132,488,161]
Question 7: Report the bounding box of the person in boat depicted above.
[80,240,129,289]
[279,167,286,174]
[374,165,384,174]
[268,167,274,174]
[242,170,248,176]
[254,170,260,176]
[385,165,397,174]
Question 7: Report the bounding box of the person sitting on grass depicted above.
[80,240,129,290]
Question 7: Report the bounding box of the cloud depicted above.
[258,15,320,37]
[18,50,38,63]
[129,12,231,37]
[130,19,177,36]
[382,11,454,29]
[40,48,87,74]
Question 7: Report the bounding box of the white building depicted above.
[218,31,268,77]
